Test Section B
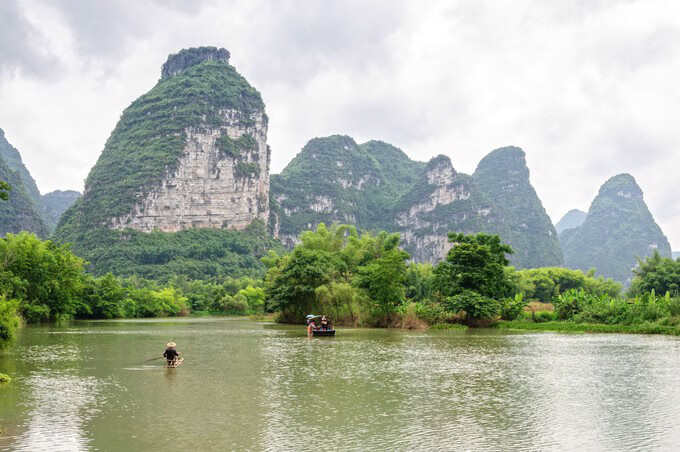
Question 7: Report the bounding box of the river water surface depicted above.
[1,318,680,451]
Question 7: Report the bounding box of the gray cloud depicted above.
[0,0,60,76]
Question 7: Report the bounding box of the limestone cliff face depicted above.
[57,47,270,239]
[111,109,269,232]
[272,137,562,268]
[394,155,500,262]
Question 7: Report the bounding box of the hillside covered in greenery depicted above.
[42,190,81,231]
[473,146,563,268]
[0,129,49,237]
[271,138,561,268]
[55,47,278,277]
[562,174,672,283]
[271,135,425,244]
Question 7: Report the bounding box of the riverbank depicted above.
[495,320,680,336]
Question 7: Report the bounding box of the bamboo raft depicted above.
[165,357,184,368]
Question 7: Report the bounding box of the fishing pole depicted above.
[144,356,164,362]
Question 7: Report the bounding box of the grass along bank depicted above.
[496,320,680,336]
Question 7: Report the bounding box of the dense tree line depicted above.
[264,223,680,328]
[2,223,678,349]
[0,232,266,349]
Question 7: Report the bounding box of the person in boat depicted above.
[163,342,181,365]
[307,320,317,338]
[320,315,329,330]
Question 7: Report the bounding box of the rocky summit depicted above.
[271,137,562,268]
[472,146,562,269]
[58,46,270,236]
[561,173,671,283]
[55,47,277,277]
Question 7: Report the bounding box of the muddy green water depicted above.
[1,318,680,451]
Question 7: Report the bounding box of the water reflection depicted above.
[11,372,102,452]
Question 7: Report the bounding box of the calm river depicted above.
[1,318,680,451]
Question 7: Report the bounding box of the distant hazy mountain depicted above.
[673,251,680,260]
[0,128,49,236]
[42,190,81,230]
[555,209,587,234]
[561,174,671,283]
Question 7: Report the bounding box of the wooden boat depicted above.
[165,357,184,368]
[312,328,335,337]
[307,314,336,337]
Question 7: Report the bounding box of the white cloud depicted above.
[0,0,678,249]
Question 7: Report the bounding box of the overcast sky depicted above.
[1,0,678,248]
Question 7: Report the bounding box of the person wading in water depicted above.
[163,342,181,365]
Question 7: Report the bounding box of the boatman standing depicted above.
[163,342,180,365]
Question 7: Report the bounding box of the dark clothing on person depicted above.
[164,347,179,362]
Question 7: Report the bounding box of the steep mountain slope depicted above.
[272,138,559,267]
[55,47,278,277]
[270,135,424,246]
[42,190,81,230]
[555,209,587,234]
[392,155,502,262]
[562,174,671,283]
[0,156,49,237]
[0,128,45,215]
[472,147,562,268]
[0,130,49,236]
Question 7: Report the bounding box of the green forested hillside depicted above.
[0,128,45,217]
[473,147,563,268]
[0,158,49,237]
[0,130,49,237]
[562,174,671,283]
[63,219,280,280]
[55,47,277,277]
[42,190,81,230]
[272,139,561,268]
[271,135,424,242]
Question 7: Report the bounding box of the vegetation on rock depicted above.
[472,146,562,268]
[561,174,671,283]
[42,190,81,231]
[53,47,277,277]
[0,130,49,237]
[272,138,562,268]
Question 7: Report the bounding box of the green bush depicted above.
[532,310,555,323]
[0,296,19,349]
[500,293,527,320]
[445,290,500,323]
[220,294,248,314]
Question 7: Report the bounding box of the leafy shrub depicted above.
[235,161,260,179]
[445,290,500,323]
[532,310,556,322]
[554,289,585,320]
[220,293,248,314]
[0,296,19,349]
[500,293,527,320]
